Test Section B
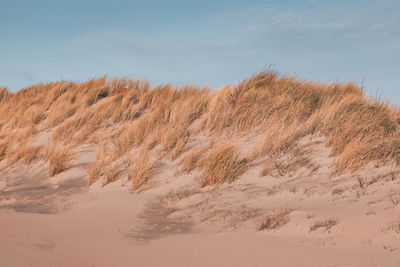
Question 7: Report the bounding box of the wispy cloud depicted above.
[1,0,398,101]
[67,0,400,55]
[60,0,399,95]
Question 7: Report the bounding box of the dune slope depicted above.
[1,72,400,266]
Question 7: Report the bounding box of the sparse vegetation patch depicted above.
[258,207,292,231]
[309,218,338,232]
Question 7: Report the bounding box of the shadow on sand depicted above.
[127,199,194,242]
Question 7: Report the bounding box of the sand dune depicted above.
[1,72,400,266]
[1,134,400,266]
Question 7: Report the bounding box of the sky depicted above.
[1,0,399,103]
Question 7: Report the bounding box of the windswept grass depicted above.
[103,163,121,186]
[160,125,189,160]
[9,142,43,165]
[47,143,72,177]
[87,147,110,185]
[200,144,248,187]
[1,71,399,188]
[181,148,205,174]
[128,149,155,191]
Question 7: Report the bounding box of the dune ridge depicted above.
[1,72,400,266]
[1,71,399,184]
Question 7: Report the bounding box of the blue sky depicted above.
[1,0,399,103]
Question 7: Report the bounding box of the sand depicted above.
[2,136,400,267]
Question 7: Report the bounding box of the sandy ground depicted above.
[2,138,400,267]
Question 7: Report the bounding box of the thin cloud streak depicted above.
[67,0,400,56]
[2,0,398,102]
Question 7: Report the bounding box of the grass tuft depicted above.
[258,207,292,231]
[128,149,155,191]
[87,147,109,185]
[309,218,338,232]
[47,144,72,177]
[200,144,248,187]
[181,148,205,173]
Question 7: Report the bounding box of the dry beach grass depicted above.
[1,71,399,187]
[2,72,400,266]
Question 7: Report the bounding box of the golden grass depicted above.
[0,142,7,161]
[1,71,400,188]
[181,148,205,173]
[128,149,155,191]
[22,145,43,165]
[200,144,248,187]
[256,121,308,157]
[160,125,189,160]
[47,143,72,177]
[0,87,9,102]
[103,163,121,186]
[9,141,43,165]
[87,146,110,185]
